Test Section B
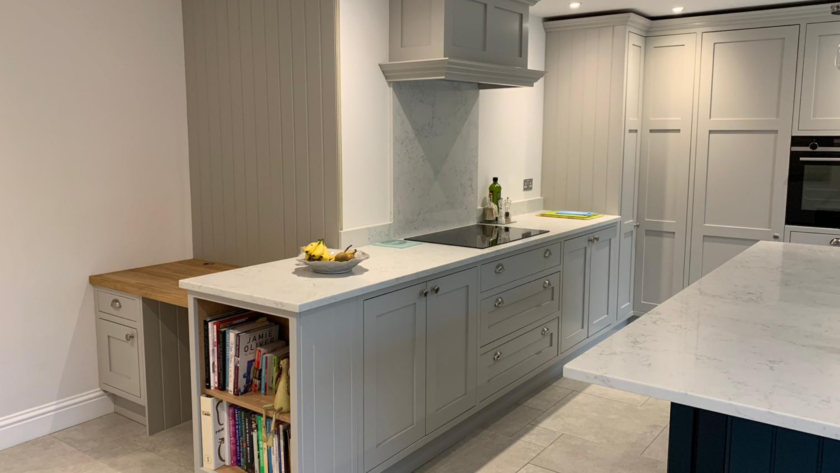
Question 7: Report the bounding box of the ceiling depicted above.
[531,0,823,20]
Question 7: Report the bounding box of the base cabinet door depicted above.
[363,284,427,472]
[96,317,142,399]
[587,225,618,337]
[561,233,589,352]
[425,268,478,434]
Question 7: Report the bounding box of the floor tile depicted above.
[550,377,590,392]
[642,424,669,463]
[516,465,555,473]
[530,435,667,473]
[482,405,543,437]
[131,421,194,468]
[641,397,672,417]
[512,425,562,447]
[52,414,145,452]
[0,436,115,473]
[579,384,649,407]
[416,429,544,473]
[517,385,573,412]
[532,392,669,455]
[100,450,187,473]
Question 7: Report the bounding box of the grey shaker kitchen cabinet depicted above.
[425,268,478,434]
[363,283,428,472]
[561,226,619,353]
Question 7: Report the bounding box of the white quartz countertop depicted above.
[564,241,840,440]
[180,212,620,313]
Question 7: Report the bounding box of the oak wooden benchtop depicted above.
[90,259,238,308]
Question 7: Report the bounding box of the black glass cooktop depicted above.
[405,224,549,249]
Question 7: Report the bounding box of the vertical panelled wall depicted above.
[182,0,340,267]
[541,25,627,215]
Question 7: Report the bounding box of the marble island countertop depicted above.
[180,212,619,313]
[564,241,840,440]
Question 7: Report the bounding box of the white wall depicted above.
[339,0,392,231]
[0,0,191,424]
[477,15,546,206]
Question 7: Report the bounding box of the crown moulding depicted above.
[379,58,546,89]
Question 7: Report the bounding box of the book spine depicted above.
[204,321,211,389]
[228,331,237,395]
[238,409,245,468]
[200,396,219,469]
[228,405,236,466]
[258,415,265,473]
[211,323,218,389]
[246,412,254,473]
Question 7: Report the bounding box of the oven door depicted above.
[787,151,840,228]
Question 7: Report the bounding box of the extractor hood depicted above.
[380,0,545,89]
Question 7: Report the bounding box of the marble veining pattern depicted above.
[392,81,479,238]
[564,241,840,440]
[180,213,620,313]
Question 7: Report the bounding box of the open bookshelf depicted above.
[202,388,292,424]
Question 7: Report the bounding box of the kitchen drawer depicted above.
[480,242,561,292]
[477,317,559,401]
[789,231,840,247]
[96,288,140,322]
[96,317,143,400]
[480,272,560,347]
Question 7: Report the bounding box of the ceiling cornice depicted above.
[544,13,652,32]
[543,4,837,35]
[512,0,541,5]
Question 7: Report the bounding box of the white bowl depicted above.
[297,249,369,274]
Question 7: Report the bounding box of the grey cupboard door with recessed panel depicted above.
[181,0,340,266]
[363,284,427,472]
[633,33,697,314]
[425,268,478,434]
[688,26,798,283]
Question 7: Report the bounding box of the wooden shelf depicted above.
[202,388,291,424]
[215,466,246,473]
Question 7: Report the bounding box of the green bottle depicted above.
[489,177,502,210]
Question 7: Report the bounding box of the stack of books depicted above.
[204,311,289,396]
[201,396,290,472]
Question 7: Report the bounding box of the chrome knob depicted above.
[634,223,641,229]
[773,234,780,240]
[124,333,135,342]
[495,263,505,274]
[831,238,840,247]
[421,289,429,298]
[544,249,552,258]
[588,237,595,244]
[594,235,600,242]
[494,297,504,308]
[541,327,550,336]
[543,280,552,288]
[111,299,122,310]
[432,286,440,294]
[493,351,503,361]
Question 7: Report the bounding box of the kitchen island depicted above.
[181,212,628,473]
[564,242,840,472]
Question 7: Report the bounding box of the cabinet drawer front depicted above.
[96,317,142,399]
[480,242,561,292]
[480,272,561,346]
[790,231,840,247]
[477,317,559,401]
[96,289,140,322]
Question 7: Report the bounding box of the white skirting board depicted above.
[0,389,114,451]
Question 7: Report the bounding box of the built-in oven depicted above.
[787,136,840,229]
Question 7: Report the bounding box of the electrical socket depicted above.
[523,178,533,191]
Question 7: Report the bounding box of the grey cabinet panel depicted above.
[479,272,561,347]
[477,317,559,401]
[426,268,478,434]
[97,317,142,400]
[561,233,589,353]
[480,242,561,292]
[182,0,341,266]
[363,284,427,472]
[588,225,618,337]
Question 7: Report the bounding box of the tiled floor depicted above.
[0,380,668,473]
[415,379,671,473]
[0,415,193,473]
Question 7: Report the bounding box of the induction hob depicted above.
[405,224,549,249]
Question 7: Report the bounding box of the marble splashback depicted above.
[392,81,479,238]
